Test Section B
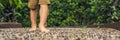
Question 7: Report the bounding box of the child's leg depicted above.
[28,0,38,31]
[39,4,49,33]
[29,9,38,31]
[38,0,50,33]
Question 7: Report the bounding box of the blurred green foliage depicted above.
[0,0,23,22]
[0,0,120,27]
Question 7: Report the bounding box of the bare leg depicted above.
[29,9,38,31]
[39,4,49,33]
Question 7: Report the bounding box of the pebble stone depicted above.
[0,28,120,40]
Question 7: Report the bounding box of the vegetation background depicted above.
[0,0,120,27]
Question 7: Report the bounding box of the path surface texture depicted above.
[0,27,120,40]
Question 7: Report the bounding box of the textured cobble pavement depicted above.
[0,27,120,40]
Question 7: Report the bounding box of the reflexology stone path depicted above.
[0,27,120,40]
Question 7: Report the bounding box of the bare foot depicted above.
[29,27,36,32]
[39,27,50,33]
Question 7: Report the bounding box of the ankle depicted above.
[31,27,36,29]
[39,25,46,27]
[31,26,36,28]
[39,26,46,29]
